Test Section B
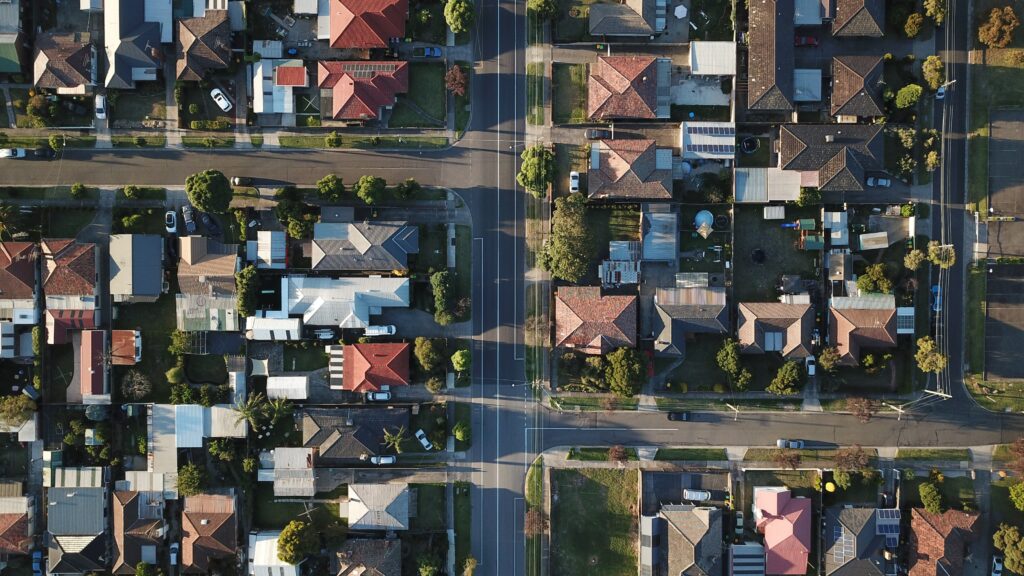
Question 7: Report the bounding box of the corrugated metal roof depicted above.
[175,404,204,448]
[642,211,677,262]
[689,41,736,76]
[831,294,895,310]
[207,405,246,438]
[44,467,105,488]
[0,0,20,35]
[250,531,300,576]
[735,168,801,203]
[47,487,105,535]
[267,376,309,400]
[858,231,889,250]
[151,404,177,474]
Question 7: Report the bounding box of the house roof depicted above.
[46,309,96,345]
[302,407,409,464]
[42,239,96,297]
[284,275,409,328]
[778,124,884,192]
[318,60,409,120]
[342,343,411,392]
[831,56,883,117]
[181,493,237,573]
[660,505,723,576]
[589,0,655,36]
[103,0,162,89]
[755,490,812,575]
[737,302,813,358]
[48,487,105,536]
[588,56,661,120]
[34,33,93,90]
[588,139,673,200]
[312,219,419,271]
[111,330,139,366]
[79,330,106,398]
[823,507,889,576]
[907,508,979,576]
[113,491,164,575]
[829,294,897,365]
[249,531,299,576]
[110,234,163,298]
[48,532,106,575]
[329,0,407,49]
[275,62,308,86]
[554,286,637,354]
[833,0,884,37]
[348,484,410,531]
[0,242,36,300]
[0,496,29,555]
[747,0,794,111]
[177,236,238,296]
[653,287,729,356]
[332,539,402,576]
[176,10,231,80]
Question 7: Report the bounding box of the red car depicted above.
[794,35,819,47]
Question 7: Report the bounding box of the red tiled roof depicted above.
[46,309,96,345]
[318,61,409,120]
[111,330,138,366]
[0,512,29,555]
[0,242,37,300]
[588,56,659,120]
[342,343,411,392]
[588,139,672,200]
[755,490,812,575]
[330,0,407,49]
[555,286,637,354]
[275,63,308,87]
[80,330,105,397]
[42,239,96,297]
[908,508,980,576]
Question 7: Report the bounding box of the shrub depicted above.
[325,131,343,148]
[919,482,943,513]
[426,376,445,394]
[166,365,185,384]
[905,13,924,38]
[305,116,321,127]
[122,185,140,199]
[896,84,923,109]
[188,103,199,115]
[70,183,87,199]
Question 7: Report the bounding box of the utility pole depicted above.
[922,389,953,399]
[725,403,739,421]
[883,403,906,421]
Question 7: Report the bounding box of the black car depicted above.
[585,128,612,140]
[32,147,56,160]
[181,205,197,235]
[667,411,691,421]
[200,212,222,236]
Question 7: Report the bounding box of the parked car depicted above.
[866,176,892,188]
[31,550,42,576]
[169,543,179,566]
[370,455,397,465]
[231,176,254,186]
[585,128,612,140]
[365,391,392,402]
[735,511,745,535]
[993,556,1004,576]
[413,47,442,58]
[32,147,56,160]
[683,489,711,502]
[794,35,819,47]
[415,428,433,451]
[210,88,232,112]
[931,284,942,313]
[181,205,197,234]
[164,211,178,234]
[313,328,335,340]
[95,94,107,120]
[936,85,946,100]
[365,325,396,336]
[200,212,222,236]
[0,148,26,159]
[667,411,690,421]
[805,355,816,377]
[776,439,805,449]
[569,171,580,193]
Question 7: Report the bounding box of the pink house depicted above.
[755,489,812,575]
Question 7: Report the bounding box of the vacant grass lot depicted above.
[389,63,446,128]
[733,204,818,301]
[44,208,95,238]
[111,84,167,125]
[551,468,638,576]
[552,63,588,125]
[114,290,178,402]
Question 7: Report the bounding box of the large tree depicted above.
[451,349,471,372]
[354,175,386,204]
[176,463,206,497]
[904,248,927,271]
[767,361,802,395]
[604,348,644,397]
[856,263,892,294]
[818,346,841,373]
[924,0,946,24]
[234,392,268,430]
[315,174,345,201]
[994,523,1024,574]
[277,520,317,564]
[539,193,592,283]
[516,144,555,198]
[922,55,945,90]
[0,395,34,427]
[445,0,475,33]
[185,170,232,213]
[122,370,152,401]
[445,64,467,97]
[833,444,871,472]
[915,336,948,373]
[414,337,444,374]
[715,338,741,380]
[896,84,923,109]
[927,240,956,268]
[979,6,1020,48]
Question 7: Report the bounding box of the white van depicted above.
[683,489,711,502]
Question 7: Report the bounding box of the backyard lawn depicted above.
[552,63,588,125]
[551,468,638,576]
[45,344,74,403]
[114,292,178,402]
[283,344,329,372]
[184,354,228,384]
[732,204,818,301]
[252,483,345,546]
[389,63,446,128]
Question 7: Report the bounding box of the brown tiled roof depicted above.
[833,0,884,37]
[342,343,410,392]
[747,0,794,111]
[0,510,29,555]
[177,237,238,296]
[737,302,813,358]
[831,56,884,117]
[112,491,164,575]
[46,309,96,345]
[329,0,407,49]
[42,239,96,297]
[111,330,138,366]
[33,33,93,90]
[778,124,884,192]
[588,56,659,120]
[0,242,36,300]
[588,139,672,200]
[318,61,409,120]
[175,11,231,81]
[908,508,979,576]
[829,307,896,366]
[181,494,236,573]
[555,286,637,354]
[332,539,401,576]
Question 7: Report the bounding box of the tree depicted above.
[915,336,948,373]
[415,337,444,373]
[445,64,467,97]
[242,456,258,473]
[208,438,235,462]
[795,187,822,207]
[856,263,892,294]
[185,169,232,213]
[527,0,558,18]
[452,349,471,372]
[833,470,853,490]
[608,445,628,462]
[847,397,879,423]
[426,376,445,394]
[315,174,345,201]
[0,204,16,240]
[122,370,152,401]
[924,0,946,25]
[919,482,943,513]
[168,329,191,356]
[994,523,1024,574]
[176,463,205,497]
[979,6,1020,48]
[418,555,441,576]
[122,185,140,199]
[834,445,871,472]
[767,361,802,395]
[453,420,471,443]
[277,520,317,564]
[445,0,475,33]
[895,126,917,150]
[235,264,259,318]
[234,392,268,430]
[716,338,741,380]
[516,144,555,198]
[896,84,923,109]
[773,449,802,470]
[49,134,64,152]
[1010,482,1024,512]
[539,193,592,283]
[395,178,422,199]
[905,12,924,38]
[383,426,408,454]
[70,183,87,199]
[431,270,454,325]
[136,563,162,576]
[927,240,956,268]
[353,175,386,204]
[818,346,841,373]
[735,369,752,392]
[925,150,941,171]
[922,55,945,90]
[0,395,34,427]
[605,348,644,397]
[166,365,185,385]
[266,397,293,427]
[905,248,927,271]
[524,509,547,535]
[463,556,479,576]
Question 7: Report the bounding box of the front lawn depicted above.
[113,208,168,235]
[181,135,235,148]
[389,63,446,128]
[654,448,727,461]
[896,449,971,461]
[991,478,1024,530]
[550,396,639,411]
[110,84,167,126]
[283,344,329,372]
[527,62,544,126]
[411,483,447,531]
[180,84,233,129]
[552,63,588,125]
[551,468,638,576]
[409,403,448,452]
[902,475,975,509]
[966,264,986,375]
[111,134,167,148]
[661,334,728,393]
[44,208,96,237]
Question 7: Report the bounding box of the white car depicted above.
[164,211,178,234]
[776,439,805,449]
[866,176,892,188]
[0,148,26,159]
[364,325,396,336]
[370,455,397,465]
[169,543,179,566]
[805,355,816,377]
[569,171,580,193]
[95,95,106,120]
[210,88,233,112]
[415,428,433,451]
[993,557,1004,576]
[365,391,392,402]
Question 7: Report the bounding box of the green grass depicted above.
[966,264,987,375]
[966,378,1024,412]
[279,134,448,149]
[110,84,167,124]
[453,401,472,450]
[896,449,971,461]
[551,468,637,576]
[822,471,881,506]
[567,447,638,461]
[414,223,447,273]
[902,475,975,509]
[111,134,167,148]
[991,478,1024,530]
[389,63,446,128]
[654,397,803,411]
[550,396,639,411]
[526,457,544,576]
[282,344,328,372]
[654,448,727,461]
[184,354,227,384]
[454,224,472,321]
[411,484,447,530]
[409,403,448,453]
[552,63,588,125]
[44,208,96,237]
[114,208,171,235]
[552,0,600,42]
[736,136,770,167]
[252,483,345,545]
[454,481,471,572]
[661,334,728,392]
[113,289,178,403]
[733,203,818,301]
[250,134,264,148]
[409,2,447,44]
[993,444,1013,462]
[968,46,1024,213]
[527,62,544,126]
[0,133,95,148]
[117,187,165,201]
[744,447,878,462]
[181,135,235,148]
[690,0,733,40]
[45,344,74,403]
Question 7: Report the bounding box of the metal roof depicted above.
[642,211,678,262]
[175,404,204,448]
[267,376,309,400]
[793,69,823,102]
[47,487,105,535]
[689,41,736,76]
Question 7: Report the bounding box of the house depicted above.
[79,330,110,405]
[311,209,419,271]
[829,294,899,366]
[176,236,240,332]
[645,504,723,576]
[332,539,401,576]
[302,407,409,465]
[554,286,637,354]
[653,285,728,357]
[280,275,409,329]
[730,543,767,576]
[112,491,166,575]
[681,122,737,161]
[588,56,670,120]
[833,0,884,37]
[176,10,231,81]
[318,61,409,121]
[249,531,300,576]
[588,139,672,200]
[753,488,812,575]
[907,508,979,576]
[103,0,165,89]
[346,484,410,531]
[831,56,884,120]
[46,487,108,575]
[0,242,38,326]
[267,376,310,400]
[247,231,287,270]
[778,124,884,192]
[253,59,308,115]
[737,302,813,358]
[324,0,407,49]
[747,0,794,111]
[824,507,900,576]
[257,447,315,497]
[642,208,677,262]
[42,239,97,314]
[181,493,237,574]
[0,0,24,75]
[33,33,96,94]
[0,484,30,556]
[110,234,164,304]
[341,343,411,392]
[588,0,662,37]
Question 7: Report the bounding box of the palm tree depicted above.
[266,397,293,427]
[234,392,267,429]
[0,204,16,240]
[382,426,408,454]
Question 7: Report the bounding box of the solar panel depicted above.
[878,509,900,520]
[885,535,899,548]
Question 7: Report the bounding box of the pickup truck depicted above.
[413,47,441,58]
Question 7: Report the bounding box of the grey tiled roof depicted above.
[660,505,723,576]
[824,508,887,576]
[302,408,409,464]
[747,0,794,111]
[110,234,163,298]
[831,55,884,118]
[589,0,655,36]
[106,0,161,89]
[833,0,885,37]
[653,287,729,357]
[779,124,883,192]
[311,221,419,271]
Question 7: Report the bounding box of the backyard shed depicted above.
[267,376,310,400]
[858,231,889,250]
[689,41,736,76]
[763,206,786,220]
[734,168,801,203]
[174,405,204,448]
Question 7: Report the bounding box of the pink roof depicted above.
[80,330,105,397]
[755,490,812,575]
[330,0,407,49]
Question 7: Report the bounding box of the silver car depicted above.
[415,428,433,451]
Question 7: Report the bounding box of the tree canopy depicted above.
[924,0,946,24]
[316,174,345,201]
[527,0,558,18]
[605,348,645,397]
[979,6,1020,48]
[0,395,34,427]
[277,520,317,564]
[994,523,1024,574]
[451,349,471,372]
[915,336,948,373]
[922,55,945,90]
[904,12,924,38]
[896,84,924,109]
[919,482,943,513]
[856,263,892,294]
[445,0,475,33]
[235,264,259,318]
[415,337,444,373]
[766,361,802,395]
[927,240,956,268]
[445,64,467,97]
[176,463,206,497]
[516,144,555,198]
[354,175,386,204]
[185,170,232,213]
[539,193,592,283]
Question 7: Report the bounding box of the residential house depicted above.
[753,488,812,575]
[588,0,663,37]
[247,231,287,270]
[653,285,728,357]
[554,286,637,354]
[0,242,38,326]
[824,507,900,576]
[340,343,410,392]
[176,236,240,332]
[777,124,884,192]
[829,294,900,366]
[103,0,165,89]
[737,302,813,359]
[42,239,97,345]
[249,531,299,576]
[257,447,315,497]
[253,59,308,115]
[301,407,409,466]
[907,508,979,576]
[0,483,31,556]
[46,487,108,575]
[181,493,237,574]
[323,0,407,49]
[587,139,672,201]
[311,208,419,271]
[79,330,110,405]
[644,504,723,576]
[176,10,231,81]
[831,56,884,120]
[346,484,410,531]
[112,491,166,575]
[832,0,885,37]
[332,539,401,576]
[747,0,794,112]
[110,234,164,304]
[318,61,409,121]
[33,33,96,94]
[279,275,409,329]
[0,0,24,75]
[588,55,670,120]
